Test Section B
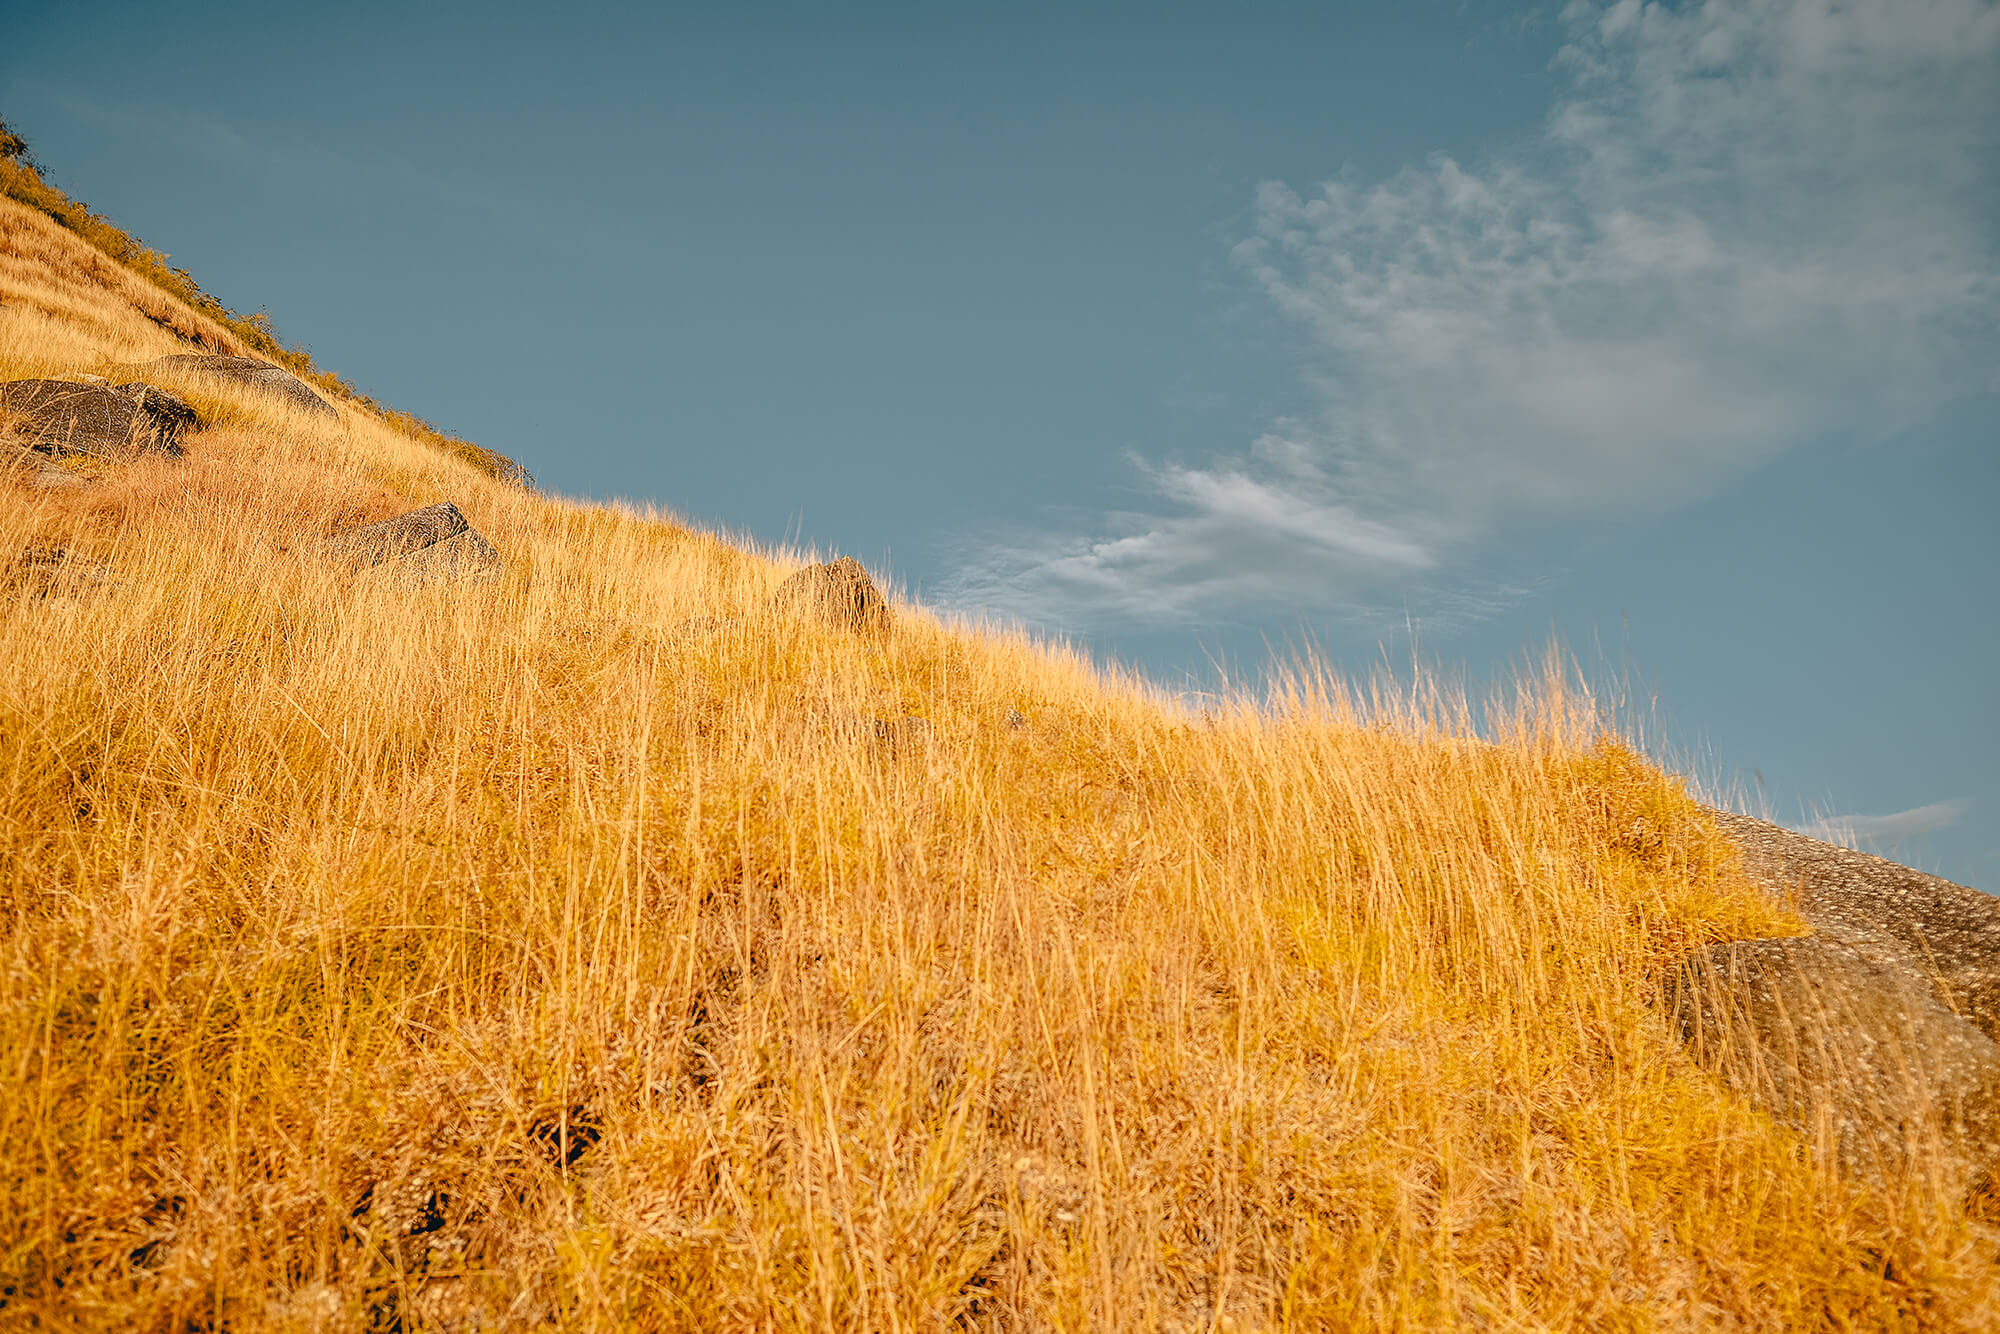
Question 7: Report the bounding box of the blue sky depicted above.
[4,0,1996,886]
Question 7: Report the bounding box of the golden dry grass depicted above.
[1,194,1996,1331]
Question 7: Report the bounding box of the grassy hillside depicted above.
[0,180,1994,1331]
[0,136,527,487]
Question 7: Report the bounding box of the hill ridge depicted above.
[3,136,1998,1331]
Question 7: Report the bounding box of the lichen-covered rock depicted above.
[1671,812,2000,1197]
[0,378,197,458]
[771,556,887,631]
[323,501,501,586]
[1670,934,2000,1189]
[147,353,336,418]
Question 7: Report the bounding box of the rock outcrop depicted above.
[1711,811,2000,1041]
[148,354,336,418]
[771,556,887,631]
[1670,935,2000,1182]
[0,378,198,458]
[323,502,501,586]
[1683,811,2000,1195]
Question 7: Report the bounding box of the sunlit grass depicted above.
[2,194,1996,1331]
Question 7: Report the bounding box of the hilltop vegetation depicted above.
[0,121,526,487]
[1,147,1996,1331]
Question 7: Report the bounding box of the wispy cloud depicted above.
[949,0,2000,630]
[1801,796,1973,844]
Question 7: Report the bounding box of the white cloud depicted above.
[950,0,2000,629]
[1801,796,1973,843]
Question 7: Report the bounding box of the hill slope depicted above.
[1,175,1995,1331]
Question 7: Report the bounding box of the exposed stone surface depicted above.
[1674,811,2000,1195]
[0,378,197,458]
[148,353,336,418]
[393,527,502,586]
[114,382,200,440]
[771,556,887,631]
[1670,935,2000,1186]
[323,502,501,586]
[1711,810,2000,1043]
[325,502,470,567]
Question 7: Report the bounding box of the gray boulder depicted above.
[0,379,197,459]
[394,527,502,586]
[1675,810,2000,1196]
[771,556,887,631]
[1670,935,2000,1187]
[148,354,336,418]
[323,502,500,586]
[1710,811,2000,1042]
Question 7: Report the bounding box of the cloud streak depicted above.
[1801,796,1973,844]
[949,0,2000,629]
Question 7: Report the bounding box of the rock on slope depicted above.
[148,353,336,417]
[323,501,502,585]
[771,555,888,630]
[1685,812,2000,1190]
[0,378,199,458]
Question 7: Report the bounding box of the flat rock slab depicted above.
[1671,934,2000,1187]
[0,379,197,459]
[771,556,887,631]
[323,502,500,586]
[148,354,336,418]
[1711,810,2000,1043]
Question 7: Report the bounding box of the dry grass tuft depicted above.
[2,193,1996,1332]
